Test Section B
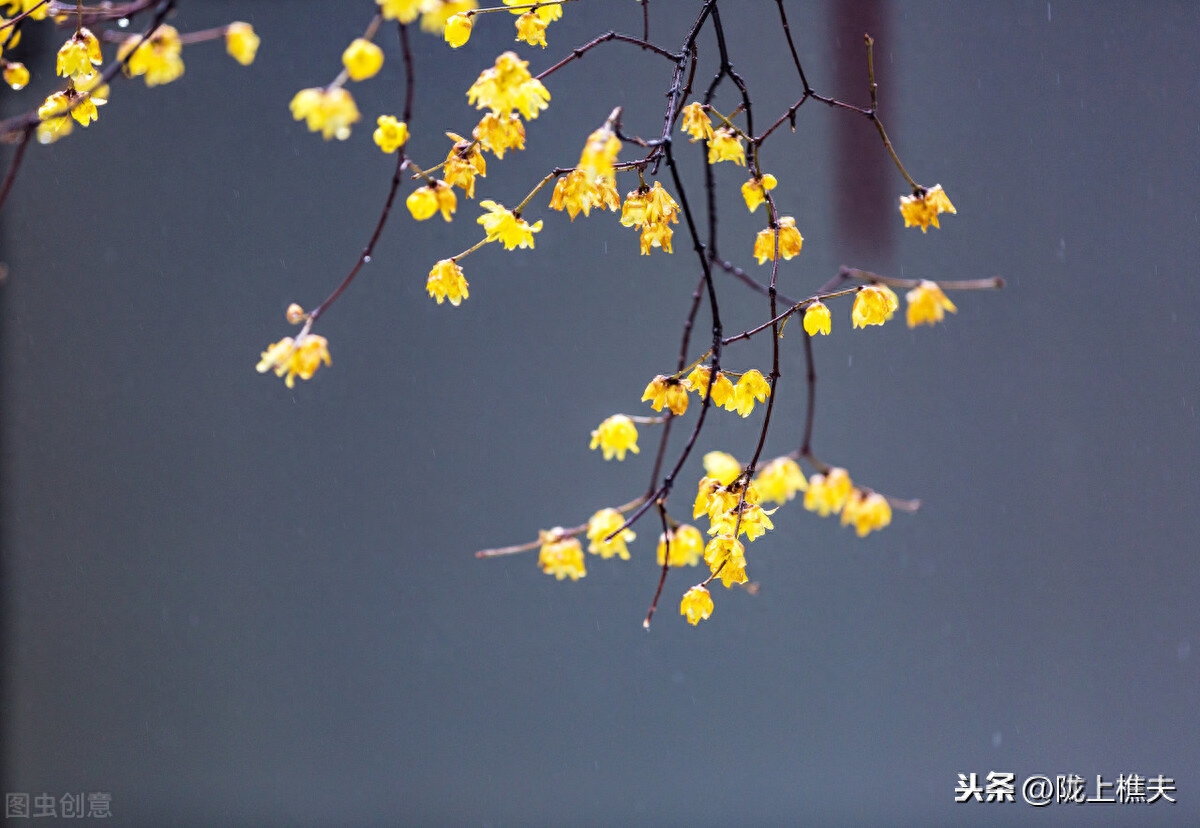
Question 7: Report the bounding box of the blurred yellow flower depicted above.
[589,414,639,460]
[342,38,384,82]
[586,508,635,560]
[680,585,714,625]
[225,22,260,66]
[905,280,957,328]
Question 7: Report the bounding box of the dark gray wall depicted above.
[3,1,1198,825]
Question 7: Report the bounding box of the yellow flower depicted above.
[549,170,620,220]
[841,490,892,537]
[680,102,712,142]
[578,126,620,186]
[377,0,423,23]
[851,284,899,328]
[732,369,770,418]
[754,457,807,505]
[515,12,548,47]
[643,181,679,225]
[473,112,525,158]
[641,375,688,416]
[4,0,46,21]
[657,524,704,568]
[39,85,104,128]
[703,535,748,587]
[426,259,470,306]
[256,334,332,388]
[4,60,28,90]
[443,132,486,198]
[290,86,360,141]
[753,216,803,265]
[683,365,736,409]
[342,38,384,82]
[679,585,714,625]
[589,414,639,460]
[905,279,957,328]
[707,127,745,166]
[703,451,742,487]
[638,222,674,255]
[586,508,635,560]
[225,22,260,65]
[373,115,409,153]
[537,528,586,580]
[119,24,184,87]
[443,12,473,48]
[467,51,550,120]
[406,181,457,222]
[421,0,478,33]
[621,182,678,255]
[477,200,542,249]
[56,28,101,80]
[803,301,831,336]
[503,0,561,21]
[899,183,956,232]
[708,501,776,542]
[693,477,721,519]
[804,467,853,517]
[741,173,777,212]
[286,303,307,325]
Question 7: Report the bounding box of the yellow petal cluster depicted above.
[804,467,853,517]
[119,24,184,87]
[377,0,424,23]
[741,173,777,212]
[256,335,332,388]
[407,181,457,222]
[803,301,831,336]
[290,86,360,141]
[732,369,770,417]
[4,60,28,90]
[467,51,550,120]
[841,490,892,537]
[905,280,957,328]
[578,126,620,187]
[444,132,486,198]
[477,200,543,249]
[680,102,713,142]
[38,82,106,129]
[444,12,473,47]
[657,525,704,568]
[851,284,899,328]
[680,585,714,625]
[426,259,470,306]
[537,528,586,580]
[473,112,525,158]
[342,38,384,82]
[753,216,803,265]
[373,115,409,153]
[589,414,639,460]
[503,0,562,21]
[899,184,956,232]
[225,22,260,66]
[641,375,688,416]
[515,12,548,47]
[620,181,679,255]
[702,451,742,487]
[754,457,808,505]
[549,169,620,220]
[707,127,745,166]
[56,28,101,80]
[683,365,736,409]
[703,535,748,587]
[586,508,635,560]
[421,0,478,33]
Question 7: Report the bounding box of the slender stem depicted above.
[536,31,679,81]
[0,125,32,213]
[642,503,672,629]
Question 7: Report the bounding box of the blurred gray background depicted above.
[3,1,1198,825]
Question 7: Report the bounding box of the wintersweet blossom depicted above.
[225,22,260,65]
[905,280,957,328]
[119,24,184,87]
[753,217,804,264]
[443,12,473,48]
[586,509,635,560]
[683,365,736,409]
[373,115,409,153]
[680,585,714,625]
[426,259,470,306]
[467,51,550,120]
[515,12,549,47]
[754,457,807,505]
[56,28,101,80]
[473,112,525,158]
[803,301,831,336]
[443,133,486,198]
[804,467,853,517]
[741,174,777,212]
[841,490,892,537]
[732,369,771,417]
[406,181,457,222]
[342,38,384,82]
[290,86,360,141]
[707,127,745,166]
[589,414,639,460]
[851,284,899,328]
[899,184,956,232]
[680,102,713,142]
[477,200,543,249]
[256,335,332,388]
[537,528,586,580]
[642,375,688,416]
[657,525,704,568]
[702,451,742,487]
